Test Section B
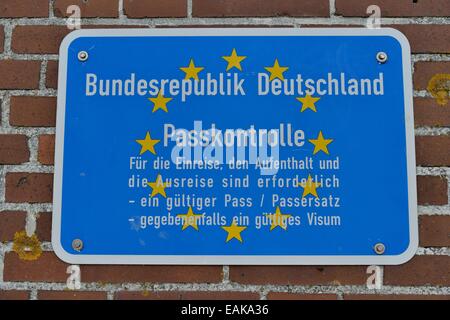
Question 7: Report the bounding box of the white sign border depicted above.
[53,28,418,265]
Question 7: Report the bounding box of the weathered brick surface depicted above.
[0,0,48,17]
[81,24,150,29]
[124,0,187,18]
[38,291,107,300]
[10,96,57,127]
[4,252,68,282]
[4,251,223,283]
[5,173,54,203]
[389,25,450,53]
[54,0,118,18]
[0,60,41,89]
[336,0,450,17]
[156,24,296,29]
[38,134,55,165]
[36,212,52,242]
[193,0,330,17]
[46,60,59,89]
[267,292,338,300]
[115,291,260,300]
[419,216,450,247]
[0,134,30,164]
[230,266,367,285]
[0,211,27,241]
[417,175,448,206]
[414,98,450,127]
[0,25,4,53]
[414,61,450,91]
[12,26,70,54]
[81,265,222,284]
[384,256,450,286]
[415,136,450,167]
[0,290,30,300]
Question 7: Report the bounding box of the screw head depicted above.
[374,243,385,255]
[376,52,388,64]
[72,239,83,252]
[77,51,88,62]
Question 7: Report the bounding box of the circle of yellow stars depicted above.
[133,48,336,243]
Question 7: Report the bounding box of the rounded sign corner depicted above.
[388,235,419,265]
[59,29,86,55]
[381,27,412,55]
[51,236,80,264]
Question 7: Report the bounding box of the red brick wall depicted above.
[0,0,449,300]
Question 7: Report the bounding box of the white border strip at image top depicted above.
[52,28,418,265]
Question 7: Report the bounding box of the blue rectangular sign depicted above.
[53,28,418,265]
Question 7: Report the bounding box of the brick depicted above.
[4,250,222,283]
[81,265,222,284]
[384,256,450,286]
[414,98,450,127]
[124,0,187,18]
[0,25,4,53]
[10,96,57,127]
[156,24,296,29]
[81,25,150,29]
[46,60,59,89]
[193,0,329,17]
[0,134,30,164]
[4,252,69,282]
[267,292,338,300]
[38,291,107,300]
[0,60,41,89]
[414,61,450,91]
[0,290,30,300]
[344,294,450,300]
[419,216,450,247]
[417,175,448,206]
[0,211,27,241]
[389,25,450,53]
[38,134,55,165]
[36,212,52,242]
[415,136,450,166]
[336,0,450,17]
[230,266,367,285]
[301,24,357,29]
[12,26,70,54]
[115,291,259,300]
[5,173,53,203]
[0,0,48,17]
[54,0,118,18]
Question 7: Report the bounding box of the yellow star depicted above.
[296,94,321,112]
[298,174,321,198]
[309,131,333,155]
[177,207,203,231]
[147,174,168,198]
[148,90,172,113]
[266,206,292,231]
[180,59,204,80]
[222,220,247,243]
[222,48,246,71]
[135,132,160,155]
[264,59,288,81]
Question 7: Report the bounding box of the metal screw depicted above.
[77,51,88,62]
[72,239,83,252]
[374,243,385,255]
[376,52,388,64]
